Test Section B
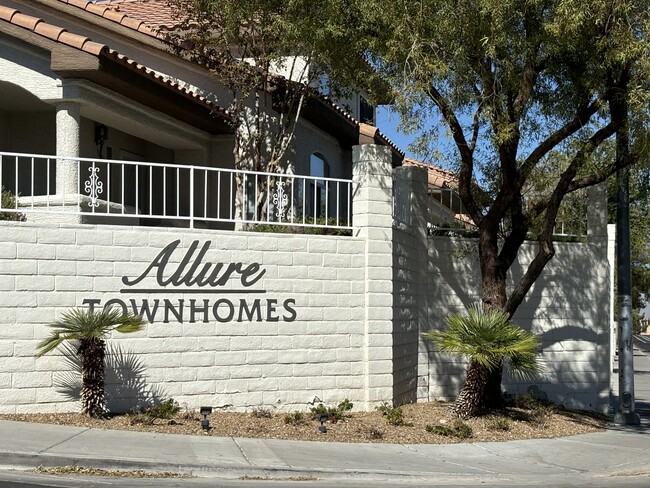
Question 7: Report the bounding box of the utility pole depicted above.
[613,157,640,426]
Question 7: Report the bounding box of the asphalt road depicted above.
[634,334,650,353]
[1,471,649,488]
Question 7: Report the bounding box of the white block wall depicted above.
[0,221,373,413]
[422,235,611,412]
[0,145,613,414]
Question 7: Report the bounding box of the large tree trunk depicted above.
[78,338,106,418]
[452,359,491,418]
[479,227,508,408]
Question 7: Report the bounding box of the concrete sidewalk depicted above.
[0,347,648,484]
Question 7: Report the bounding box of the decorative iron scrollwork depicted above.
[84,165,103,208]
[272,180,291,220]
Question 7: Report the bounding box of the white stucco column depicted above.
[56,102,81,198]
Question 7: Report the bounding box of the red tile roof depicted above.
[0,5,107,55]
[48,1,401,155]
[0,5,230,120]
[402,158,458,189]
[56,0,178,33]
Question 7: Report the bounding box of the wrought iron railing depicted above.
[0,152,353,230]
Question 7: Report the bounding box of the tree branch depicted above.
[517,94,608,187]
[505,119,620,314]
[426,84,484,224]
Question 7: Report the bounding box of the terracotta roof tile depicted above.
[58,31,86,49]
[56,1,179,34]
[102,9,127,24]
[0,6,16,22]
[0,6,106,55]
[9,11,41,31]
[120,16,144,31]
[34,22,66,41]
[66,0,92,8]
[99,0,182,30]
[0,5,229,121]
[403,158,458,190]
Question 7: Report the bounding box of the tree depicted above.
[36,308,146,418]
[424,304,542,418]
[162,0,304,222]
[294,0,650,404]
[162,1,370,223]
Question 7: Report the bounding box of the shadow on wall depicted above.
[54,343,166,413]
[392,231,420,406]
[422,236,480,401]
[425,237,610,411]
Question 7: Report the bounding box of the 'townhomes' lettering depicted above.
[82,239,297,324]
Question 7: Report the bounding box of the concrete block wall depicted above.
[0,144,613,414]
[352,145,395,406]
[392,165,428,405]
[420,185,611,412]
[0,222,374,413]
[0,144,399,415]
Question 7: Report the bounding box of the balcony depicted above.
[0,152,353,231]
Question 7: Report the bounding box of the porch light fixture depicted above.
[94,124,108,146]
[200,406,212,431]
[317,413,328,433]
[94,123,108,158]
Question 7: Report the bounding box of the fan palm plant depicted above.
[36,307,146,417]
[424,304,542,418]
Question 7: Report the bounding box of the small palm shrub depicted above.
[424,304,542,418]
[36,307,146,417]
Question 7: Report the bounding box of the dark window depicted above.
[309,153,329,218]
[359,97,374,124]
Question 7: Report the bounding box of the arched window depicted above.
[309,153,329,219]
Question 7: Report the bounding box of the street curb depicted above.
[0,450,477,482]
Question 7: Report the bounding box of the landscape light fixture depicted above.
[200,406,212,431]
[317,413,328,433]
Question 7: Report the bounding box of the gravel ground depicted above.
[0,401,607,444]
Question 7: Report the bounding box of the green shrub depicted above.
[1,187,24,221]
[376,402,413,427]
[426,424,454,436]
[337,399,354,413]
[426,420,472,438]
[251,406,274,418]
[486,417,510,431]
[452,419,473,438]
[514,394,538,410]
[143,399,181,420]
[309,399,353,422]
[283,411,305,425]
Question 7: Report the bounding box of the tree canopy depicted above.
[296,0,650,315]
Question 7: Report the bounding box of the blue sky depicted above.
[376,106,420,160]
